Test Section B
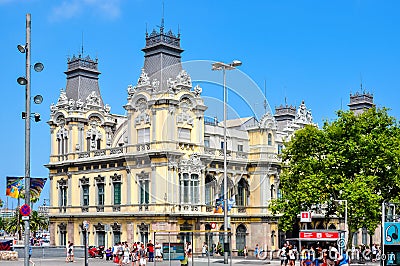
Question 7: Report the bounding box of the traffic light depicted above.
[34,113,41,122]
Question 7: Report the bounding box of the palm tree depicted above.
[4,208,22,238]
[30,210,49,237]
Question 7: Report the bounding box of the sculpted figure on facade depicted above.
[76,99,84,110]
[175,70,192,89]
[152,78,160,93]
[57,89,68,107]
[137,68,150,88]
[86,91,101,106]
[68,98,75,109]
[193,84,202,97]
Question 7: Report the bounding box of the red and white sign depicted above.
[20,204,31,216]
[210,222,217,229]
[300,211,312,222]
[300,231,339,240]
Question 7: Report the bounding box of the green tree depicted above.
[270,107,400,247]
[4,208,22,238]
[30,210,49,237]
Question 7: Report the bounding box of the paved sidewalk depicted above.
[0,257,275,266]
[0,257,379,266]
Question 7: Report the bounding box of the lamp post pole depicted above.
[23,13,32,266]
[334,199,348,249]
[212,60,242,264]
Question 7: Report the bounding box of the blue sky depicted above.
[1,0,399,209]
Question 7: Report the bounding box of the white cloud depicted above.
[49,0,122,22]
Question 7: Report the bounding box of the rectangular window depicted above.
[59,186,68,207]
[113,232,121,245]
[82,185,89,206]
[220,141,224,149]
[98,184,104,205]
[205,183,214,205]
[140,181,149,204]
[60,231,67,246]
[178,128,191,142]
[114,183,121,205]
[278,144,283,155]
[183,180,189,203]
[191,178,199,204]
[204,136,210,148]
[97,231,105,247]
[137,128,150,143]
[237,144,243,152]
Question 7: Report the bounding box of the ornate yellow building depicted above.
[45,24,315,252]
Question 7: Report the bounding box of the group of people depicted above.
[106,240,163,266]
[279,242,350,266]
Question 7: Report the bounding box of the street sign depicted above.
[83,220,89,230]
[211,222,217,229]
[300,211,312,222]
[22,216,29,221]
[20,204,31,216]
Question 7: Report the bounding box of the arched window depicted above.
[236,178,249,206]
[236,224,247,251]
[57,128,68,155]
[86,127,102,151]
[267,133,272,146]
[205,175,217,206]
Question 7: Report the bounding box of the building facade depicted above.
[45,24,334,252]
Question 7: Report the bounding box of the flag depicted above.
[30,178,47,202]
[227,197,236,211]
[214,196,223,213]
[6,176,23,198]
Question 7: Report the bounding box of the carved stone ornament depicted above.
[127,84,136,96]
[57,89,68,106]
[175,70,192,89]
[111,222,121,231]
[295,100,313,124]
[134,99,150,125]
[193,84,202,97]
[76,99,84,110]
[79,176,90,186]
[137,68,150,88]
[179,153,203,174]
[152,78,160,92]
[258,112,277,129]
[104,104,111,113]
[86,91,101,107]
[167,78,177,93]
[94,223,105,231]
[177,98,193,125]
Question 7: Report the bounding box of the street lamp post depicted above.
[16,13,43,266]
[334,199,348,249]
[212,60,242,264]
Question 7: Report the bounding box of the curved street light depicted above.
[211,60,242,265]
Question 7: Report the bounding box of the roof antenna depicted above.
[145,22,148,37]
[161,0,165,31]
[360,72,363,92]
[81,31,84,57]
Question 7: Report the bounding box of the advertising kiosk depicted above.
[299,230,346,254]
[383,222,400,266]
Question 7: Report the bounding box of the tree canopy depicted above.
[269,107,400,246]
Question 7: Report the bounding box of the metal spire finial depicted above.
[161,1,165,31]
[81,31,84,57]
